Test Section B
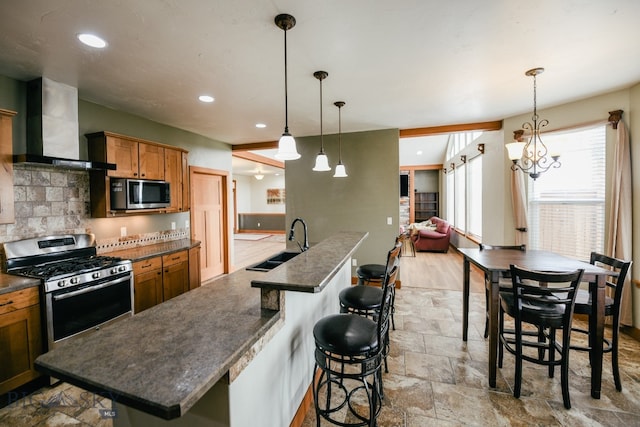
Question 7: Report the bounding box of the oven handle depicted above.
[52,274,131,301]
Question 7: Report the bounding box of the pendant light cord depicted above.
[320,77,324,152]
[283,28,289,133]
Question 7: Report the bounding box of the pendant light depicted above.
[274,14,300,160]
[333,101,348,177]
[312,71,331,171]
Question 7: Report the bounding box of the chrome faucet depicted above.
[288,217,309,252]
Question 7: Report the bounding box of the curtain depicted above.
[606,120,633,326]
[511,169,528,246]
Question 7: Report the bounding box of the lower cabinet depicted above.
[0,287,43,394]
[162,251,189,302]
[133,246,200,314]
[133,257,163,314]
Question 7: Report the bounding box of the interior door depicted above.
[190,166,228,281]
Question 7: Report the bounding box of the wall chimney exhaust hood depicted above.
[13,77,115,171]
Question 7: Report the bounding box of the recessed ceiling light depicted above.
[255,123,266,128]
[417,150,423,155]
[77,33,107,48]
[199,95,214,103]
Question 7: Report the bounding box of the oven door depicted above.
[45,272,133,349]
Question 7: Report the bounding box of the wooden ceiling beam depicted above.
[399,120,502,138]
[233,151,284,169]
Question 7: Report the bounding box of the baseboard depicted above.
[350,276,402,289]
[622,325,640,342]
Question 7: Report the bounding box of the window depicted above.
[445,131,483,239]
[454,163,466,232]
[527,125,606,260]
[467,155,482,238]
[446,169,454,224]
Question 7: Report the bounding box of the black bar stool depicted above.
[349,240,402,332]
[312,264,399,427]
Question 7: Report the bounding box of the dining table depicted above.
[459,248,617,399]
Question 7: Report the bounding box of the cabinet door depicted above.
[139,142,165,180]
[133,258,163,314]
[0,110,16,224]
[182,151,190,211]
[164,148,183,212]
[0,304,42,394]
[163,261,189,301]
[106,136,139,178]
[189,246,201,290]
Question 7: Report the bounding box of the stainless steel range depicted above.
[3,234,133,350]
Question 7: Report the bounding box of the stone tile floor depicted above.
[2,252,639,426]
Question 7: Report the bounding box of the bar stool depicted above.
[342,242,402,334]
[313,264,399,427]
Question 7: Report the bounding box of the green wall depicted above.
[285,128,400,273]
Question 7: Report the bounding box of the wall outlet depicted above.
[257,222,261,227]
[352,259,357,266]
[387,217,393,225]
[171,222,176,230]
[185,219,190,229]
[120,226,127,237]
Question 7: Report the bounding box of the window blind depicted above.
[528,125,606,260]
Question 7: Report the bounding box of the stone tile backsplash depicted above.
[0,165,187,252]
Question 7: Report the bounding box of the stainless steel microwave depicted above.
[110,178,171,210]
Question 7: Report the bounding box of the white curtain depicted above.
[606,120,633,326]
[511,169,528,246]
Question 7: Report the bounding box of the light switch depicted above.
[120,227,127,237]
[171,222,176,230]
[387,217,393,225]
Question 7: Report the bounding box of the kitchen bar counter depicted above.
[34,232,367,424]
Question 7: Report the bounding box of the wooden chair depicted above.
[570,252,632,391]
[479,244,526,338]
[498,265,584,409]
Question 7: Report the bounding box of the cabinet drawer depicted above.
[133,257,163,274]
[0,287,39,316]
[162,250,188,267]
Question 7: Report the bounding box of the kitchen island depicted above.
[35,231,367,426]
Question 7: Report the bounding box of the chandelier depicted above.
[505,67,560,180]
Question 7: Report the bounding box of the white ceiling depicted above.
[1,1,640,175]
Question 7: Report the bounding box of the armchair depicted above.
[411,216,451,252]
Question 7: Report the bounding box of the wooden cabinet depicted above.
[164,147,183,213]
[189,245,201,290]
[86,131,188,217]
[0,109,16,224]
[133,257,163,314]
[103,134,164,180]
[0,287,43,394]
[162,250,189,302]
[133,246,199,313]
[415,192,439,222]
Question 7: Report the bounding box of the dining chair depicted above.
[479,244,526,338]
[498,264,584,409]
[570,252,632,391]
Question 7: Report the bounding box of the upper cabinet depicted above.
[86,131,188,217]
[0,109,16,224]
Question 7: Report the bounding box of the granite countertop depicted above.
[0,273,40,296]
[105,238,201,262]
[251,231,368,293]
[35,232,366,420]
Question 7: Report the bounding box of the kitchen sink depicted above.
[246,251,302,272]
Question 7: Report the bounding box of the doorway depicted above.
[190,166,229,281]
